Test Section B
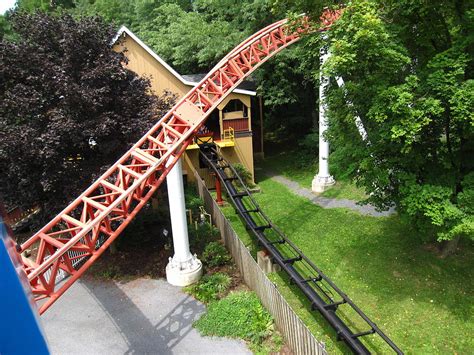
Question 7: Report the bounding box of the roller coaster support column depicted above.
[312,39,335,193]
[165,157,202,286]
[214,174,224,206]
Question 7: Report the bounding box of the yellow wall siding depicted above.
[114,36,189,97]
[234,135,254,180]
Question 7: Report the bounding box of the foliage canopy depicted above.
[0,12,172,222]
[1,0,473,245]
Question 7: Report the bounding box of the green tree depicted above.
[15,0,76,12]
[317,1,474,252]
[136,3,243,73]
[275,0,474,251]
[72,0,135,27]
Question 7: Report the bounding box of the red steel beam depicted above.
[19,11,341,314]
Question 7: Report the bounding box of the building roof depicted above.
[113,26,257,96]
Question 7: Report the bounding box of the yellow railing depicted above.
[222,127,235,142]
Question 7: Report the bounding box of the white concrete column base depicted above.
[312,175,335,193]
[166,255,203,287]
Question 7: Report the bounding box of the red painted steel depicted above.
[214,175,224,206]
[19,11,341,314]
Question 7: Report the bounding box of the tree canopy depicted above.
[1,0,473,248]
[319,1,474,246]
[0,12,172,223]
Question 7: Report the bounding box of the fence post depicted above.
[193,170,326,355]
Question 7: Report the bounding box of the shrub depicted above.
[201,241,231,267]
[189,222,221,252]
[185,184,204,215]
[184,272,231,303]
[232,163,255,188]
[194,291,274,347]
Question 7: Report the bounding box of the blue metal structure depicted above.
[0,212,49,355]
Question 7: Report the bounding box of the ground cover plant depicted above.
[201,241,231,268]
[184,272,231,303]
[220,174,474,354]
[194,291,282,354]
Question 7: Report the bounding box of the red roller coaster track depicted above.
[18,11,341,315]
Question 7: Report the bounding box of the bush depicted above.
[189,222,221,252]
[185,184,204,215]
[184,272,231,303]
[298,131,319,156]
[194,291,274,347]
[232,163,255,188]
[201,241,231,267]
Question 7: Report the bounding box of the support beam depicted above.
[214,174,224,206]
[165,157,202,286]
[312,42,335,193]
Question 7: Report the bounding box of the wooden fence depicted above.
[194,170,327,355]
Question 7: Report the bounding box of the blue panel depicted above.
[0,216,49,355]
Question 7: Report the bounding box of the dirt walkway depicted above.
[268,174,395,217]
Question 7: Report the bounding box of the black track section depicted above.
[198,141,403,355]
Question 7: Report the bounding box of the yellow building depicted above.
[113,26,259,186]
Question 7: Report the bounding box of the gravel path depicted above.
[41,278,251,355]
[268,174,395,217]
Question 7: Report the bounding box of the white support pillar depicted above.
[312,43,335,193]
[336,76,369,142]
[165,157,202,286]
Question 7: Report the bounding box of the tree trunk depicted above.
[440,236,460,258]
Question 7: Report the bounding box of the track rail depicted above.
[198,144,403,354]
[18,15,323,314]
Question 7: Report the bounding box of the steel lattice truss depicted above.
[19,12,340,314]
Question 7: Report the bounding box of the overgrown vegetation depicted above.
[194,291,281,353]
[184,272,231,303]
[201,241,231,267]
[232,163,256,189]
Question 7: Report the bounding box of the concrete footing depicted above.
[311,174,335,193]
[166,255,203,287]
[257,251,281,273]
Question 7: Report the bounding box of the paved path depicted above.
[41,278,250,355]
[269,174,395,217]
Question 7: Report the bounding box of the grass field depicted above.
[258,151,368,201]
[220,174,474,354]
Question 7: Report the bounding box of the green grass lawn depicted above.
[257,151,368,201]
[219,175,474,354]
